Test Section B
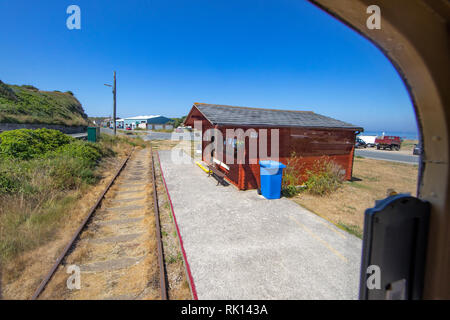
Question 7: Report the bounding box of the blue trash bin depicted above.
[259,160,286,199]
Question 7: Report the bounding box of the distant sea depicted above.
[360,131,419,140]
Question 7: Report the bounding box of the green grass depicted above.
[346,181,372,190]
[167,252,183,264]
[337,222,363,239]
[358,175,379,182]
[0,80,88,126]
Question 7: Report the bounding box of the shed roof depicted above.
[192,103,363,130]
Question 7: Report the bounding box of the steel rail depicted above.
[156,150,198,299]
[31,150,133,300]
[150,145,168,300]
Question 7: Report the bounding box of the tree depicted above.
[172,116,187,128]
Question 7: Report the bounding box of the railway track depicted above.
[31,147,168,300]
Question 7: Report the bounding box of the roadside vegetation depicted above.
[0,129,140,264]
[292,157,418,238]
[0,80,88,126]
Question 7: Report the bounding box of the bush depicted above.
[0,130,112,194]
[282,185,299,198]
[51,141,102,164]
[0,128,74,160]
[0,171,20,194]
[281,152,304,197]
[0,159,35,195]
[42,141,106,189]
[47,155,98,189]
[304,157,345,196]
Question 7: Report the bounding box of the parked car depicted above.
[375,135,402,151]
[126,126,132,131]
[413,142,422,155]
[355,138,367,148]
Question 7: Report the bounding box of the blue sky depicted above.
[0,0,417,133]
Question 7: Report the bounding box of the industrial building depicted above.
[120,115,174,130]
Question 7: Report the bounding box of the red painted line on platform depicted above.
[156,151,198,300]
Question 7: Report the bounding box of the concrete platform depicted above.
[158,149,362,300]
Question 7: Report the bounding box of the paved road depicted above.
[143,131,194,141]
[355,149,419,164]
[158,149,361,299]
[100,127,137,136]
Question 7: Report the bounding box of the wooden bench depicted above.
[207,164,226,186]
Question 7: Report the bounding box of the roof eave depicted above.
[185,104,215,127]
[214,122,363,131]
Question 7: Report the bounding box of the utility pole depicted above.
[113,71,117,136]
[104,71,117,135]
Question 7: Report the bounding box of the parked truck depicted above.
[375,135,402,151]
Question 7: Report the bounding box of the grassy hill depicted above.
[0,80,88,126]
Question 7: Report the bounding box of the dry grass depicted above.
[401,139,418,152]
[293,157,418,238]
[150,139,183,151]
[0,159,123,299]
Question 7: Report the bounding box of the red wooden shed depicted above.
[185,103,363,191]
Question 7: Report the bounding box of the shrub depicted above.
[281,152,304,197]
[282,185,299,198]
[304,157,345,196]
[47,155,98,189]
[51,141,102,164]
[0,159,35,195]
[0,171,20,194]
[0,128,74,160]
